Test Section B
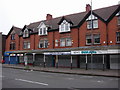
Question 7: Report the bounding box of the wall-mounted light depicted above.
[110,41,113,43]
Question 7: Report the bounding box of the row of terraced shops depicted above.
[4,46,120,70]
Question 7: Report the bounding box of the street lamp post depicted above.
[90,0,93,70]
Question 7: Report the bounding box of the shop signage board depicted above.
[44,52,71,55]
[71,50,107,55]
[71,49,119,55]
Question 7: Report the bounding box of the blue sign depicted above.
[81,51,97,54]
[4,51,14,56]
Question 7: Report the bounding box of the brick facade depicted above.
[4,4,120,69]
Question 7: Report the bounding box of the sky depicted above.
[0,0,120,35]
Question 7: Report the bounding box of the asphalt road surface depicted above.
[2,67,119,89]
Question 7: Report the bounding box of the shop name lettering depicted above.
[81,51,97,54]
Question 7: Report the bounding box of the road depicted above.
[2,67,119,89]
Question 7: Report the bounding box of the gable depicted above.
[37,22,46,28]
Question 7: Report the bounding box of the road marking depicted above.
[0,76,4,78]
[67,78,74,80]
[15,78,48,86]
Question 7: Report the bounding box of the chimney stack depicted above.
[46,14,52,20]
[86,4,91,12]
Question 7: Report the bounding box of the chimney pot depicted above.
[86,4,91,12]
[46,14,52,20]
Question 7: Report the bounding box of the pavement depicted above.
[2,64,120,78]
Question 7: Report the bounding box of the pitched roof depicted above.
[25,4,120,33]
[6,26,22,38]
[93,4,120,22]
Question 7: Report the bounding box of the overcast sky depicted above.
[0,0,120,35]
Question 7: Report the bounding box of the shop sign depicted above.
[71,50,108,55]
[71,51,97,55]
[44,52,71,55]
[81,51,97,54]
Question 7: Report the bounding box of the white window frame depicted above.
[60,38,72,47]
[60,38,65,47]
[66,38,72,46]
[23,41,30,49]
[39,39,48,48]
[93,34,100,44]
[59,20,70,33]
[23,29,29,37]
[86,14,98,29]
[86,35,92,45]
[116,32,120,43]
[38,22,48,35]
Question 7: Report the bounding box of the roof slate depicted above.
[25,4,119,34]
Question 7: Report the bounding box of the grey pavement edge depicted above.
[2,64,120,78]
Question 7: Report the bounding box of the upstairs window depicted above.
[39,27,47,35]
[10,42,16,50]
[23,41,30,49]
[93,34,100,44]
[60,38,72,47]
[38,22,48,35]
[39,39,48,48]
[86,14,98,29]
[116,32,120,43]
[23,29,29,37]
[86,34,100,45]
[86,35,92,45]
[11,34,15,40]
[59,20,70,33]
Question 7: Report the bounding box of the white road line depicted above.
[15,78,48,86]
[0,76,4,78]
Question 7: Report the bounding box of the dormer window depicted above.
[116,11,120,25]
[116,11,120,16]
[23,29,29,37]
[59,20,70,33]
[86,14,98,29]
[38,22,48,35]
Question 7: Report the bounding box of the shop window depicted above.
[11,34,15,40]
[86,35,92,45]
[116,32,120,43]
[59,20,70,33]
[10,42,16,50]
[39,40,48,48]
[23,41,30,49]
[60,38,72,47]
[93,34,100,44]
[86,14,98,29]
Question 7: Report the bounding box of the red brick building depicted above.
[5,4,120,69]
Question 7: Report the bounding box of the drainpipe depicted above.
[77,28,80,68]
[34,34,35,50]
